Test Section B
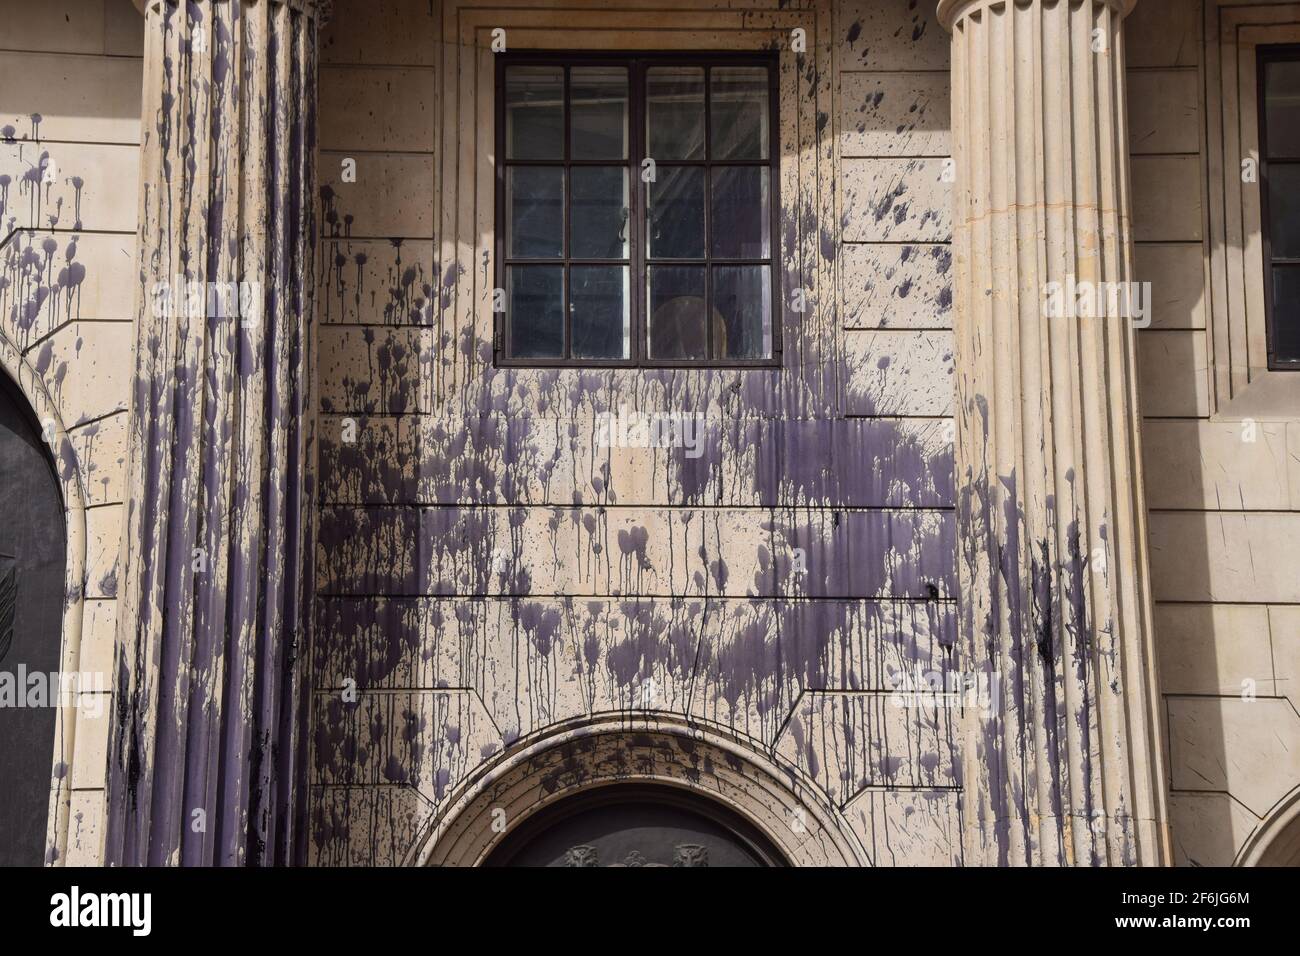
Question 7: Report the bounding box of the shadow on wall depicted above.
[1127,0,1300,856]
[305,0,967,866]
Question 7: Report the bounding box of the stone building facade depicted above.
[0,0,1296,866]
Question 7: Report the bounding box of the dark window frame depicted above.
[494,50,782,368]
[1257,44,1300,371]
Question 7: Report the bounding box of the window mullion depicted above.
[703,65,714,361]
[633,58,646,364]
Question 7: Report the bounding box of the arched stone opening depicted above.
[0,370,69,865]
[411,715,869,867]
[0,330,91,866]
[483,783,789,867]
[1237,788,1300,867]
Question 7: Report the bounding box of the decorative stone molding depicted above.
[133,0,331,18]
[410,717,868,868]
[105,0,325,866]
[0,332,91,866]
[1202,2,1300,413]
[939,0,1172,864]
[938,0,1138,31]
[411,714,870,868]
[1237,785,1300,866]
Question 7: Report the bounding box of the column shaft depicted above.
[941,0,1170,866]
[106,0,323,866]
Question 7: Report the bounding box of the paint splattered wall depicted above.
[6,0,1289,869]
[308,0,963,866]
[0,0,143,862]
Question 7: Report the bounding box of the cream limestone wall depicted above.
[0,0,143,863]
[309,0,961,866]
[4,0,1296,868]
[309,0,1300,868]
[1126,0,1300,866]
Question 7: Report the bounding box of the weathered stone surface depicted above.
[1150,513,1300,603]
[775,691,958,805]
[1143,420,1289,510]
[316,504,956,599]
[0,50,141,144]
[1131,155,1203,242]
[1126,0,1201,69]
[320,238,435,325]
[310,785,434,867]
[841,158,952,243]
[845,788,963,866]
[319,151,434,238]
[837,0,948,71]
[1155,604,1274,697]
[1167,697,1300,817]
[1128,70,1200,155]
[1132,243,1206,330]
[312,690,501,802]
[845,329,955,416]
[1167,792,1260,868]
[947,0,1169,867]
[319,66,436,152]
[319,414,954,509]
[842,243,953,330]
[0,140,139,232]
[318,326,433,414]
[1269,606,1300,714]
[321,0,440,66]
[840,72,950,158]
[1138,331,1210,418]
[19,0,1290,871]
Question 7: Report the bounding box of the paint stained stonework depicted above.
[308,0,964,865]
[5,0,1298,868]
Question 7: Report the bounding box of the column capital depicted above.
[937,0,1137,32]
[132,0,332,23]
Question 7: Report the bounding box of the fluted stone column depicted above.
[938,0,1171,865]
[106,0,327,866]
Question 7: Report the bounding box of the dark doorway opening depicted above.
[483,784,787,867]
[0,372,67,866]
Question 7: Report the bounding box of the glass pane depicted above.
[1268,164,1300,258]
[713,265,772,360]
[508,167,564,258]
[647,67,705,160]
[1266,60,1300,158]
[571,266,630,359]
[648,167,705,259]
[506,66,563,160]
[571,168,629,259]
[1271,265,1300,363]
[571,67,628,160]
[710,167,770,259]
[711,67,770,160]
[647,266,707,360]
[507,266,564,358]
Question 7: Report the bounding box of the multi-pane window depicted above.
[495,54,780,367]
[1258,46,1300,369]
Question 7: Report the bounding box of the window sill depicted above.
[1213,366,1300,420]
